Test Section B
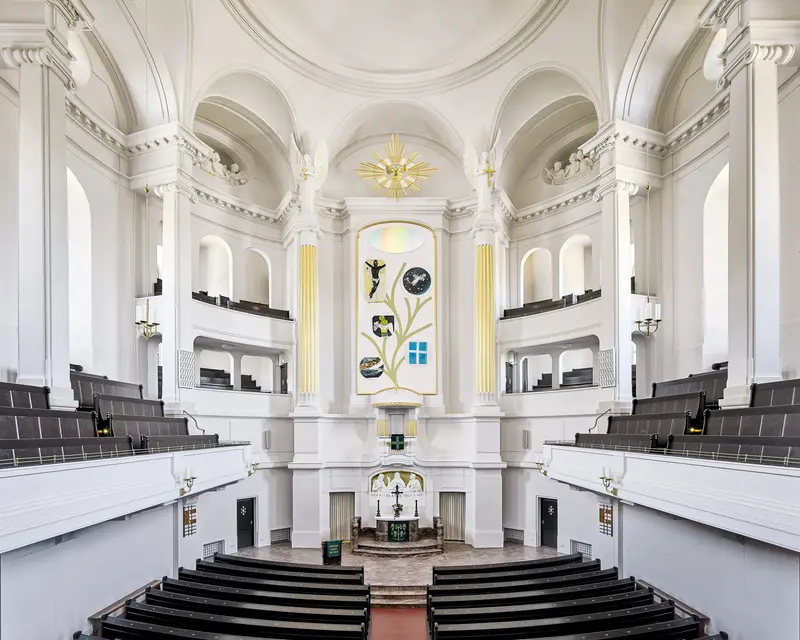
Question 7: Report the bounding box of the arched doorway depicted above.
[67,168,92,368]
[703,165,729,369]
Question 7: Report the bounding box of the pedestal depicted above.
[376,516,419,542]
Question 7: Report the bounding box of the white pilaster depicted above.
[595,179,638,411]
[231,352,242,391]
[156,179,196,414]
[0,4,92,408]
[712,12,800,405]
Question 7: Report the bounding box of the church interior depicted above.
[1,0,799,638]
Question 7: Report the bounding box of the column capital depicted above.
[593,179,640,202]
[151,177,197,203]
[0,45,75,90]
[718,40,797,88]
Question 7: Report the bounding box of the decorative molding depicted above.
[582,121,667,160]
[153,181,199,204]
[512,182,599,223]
[593,179,640,202]
[195,187,278,223]
[177,351,196,389]
[65,96,128,155]
[699,0,740,30]
[717,43,796,89]
[664,91,730,154]
[0,46,75,91]
[597,349,616,388]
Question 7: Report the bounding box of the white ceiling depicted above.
[239,0,549,76]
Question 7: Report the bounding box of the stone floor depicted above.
[240,542,559,586]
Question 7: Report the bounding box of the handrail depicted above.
[589,408,611,432]
[183,409,204,434]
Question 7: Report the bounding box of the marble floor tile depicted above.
[239,542,559,586]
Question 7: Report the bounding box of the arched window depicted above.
[520,248,553,304]
[241,354,273,392]
[559,234,593,297]
[196,349,234,389]
[243,249,271,305]
[703,164,729,368]
[67,168,93,368]
[198,235,233,298]
[520,354,552,392]
[559,349,594,387]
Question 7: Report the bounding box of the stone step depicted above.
[358,539,439,550]
[370,585,428,609]
[354,546,442,557]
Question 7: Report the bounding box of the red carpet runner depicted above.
[370,608,428,640]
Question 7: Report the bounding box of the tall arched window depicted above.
[198,235,233,298]
[703,164,729,368]
[242,354,273,392]
[243,249,271,305]
[559,349,594,387]
[67,168,93,368]
[520,248,553,304]
[559,234,593,296]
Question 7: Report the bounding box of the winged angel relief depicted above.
[360,262,432,389]
[289,135,329,210]
[462,129,503,210]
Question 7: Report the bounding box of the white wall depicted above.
[242,249,271,305]
[0,85,18,381]
[198,235,233,298]
[241,354,273,389]
[521,248,553,303]
[622,504,800,639]
[0,505,175,639]
[560,348,593,377]
[67,167,93,369]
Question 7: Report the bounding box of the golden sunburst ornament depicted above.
[355,134,437,200]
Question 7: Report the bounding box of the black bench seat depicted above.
[0,406,97,439]
[575,433,658,451]
[71,372,142,410]
[0,436,132,467]
[432,552,582,581]
[162,577,370,611]
[632,392,706,420]
[432,601,675,639]
[667,434,800,466]
[431,589,654,627]
[145,588,368,627]
[703,404,800,437]
[195,558,363,584]
[531,617,704,639]
[142,434,220,452]
[427,577,637,614]
[750,378,800,407]
[97,617,274,639]
[108,415,189,443]
[213,552,365,581]
[652,370,726,406]
[94,394,164,422]
[179,568,370,596]
[431,559,601,585]
[124,601,365,639]
[0,381,50,409]
[606,412,690,443]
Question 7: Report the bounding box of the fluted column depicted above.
[297,235,318,405]
[0,4,92,408]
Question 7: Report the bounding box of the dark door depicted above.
[540,498,558,548]
[280,363,288,394]
[505,362,514,393]
[237,498,255,549]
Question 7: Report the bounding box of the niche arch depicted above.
[702,164,729,369]
[198,235,233,298]
[67,167,93,368]
[520,248,553,304]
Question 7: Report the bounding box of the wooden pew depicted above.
[750,378,800,407]
[144,588,369,628]
[575,433,657,451]
[179,567,370,596]
[432,552,582,582]
[124,601,366,639]
[703,404,800,437]
[213,552,364,582]
[0,406,97,439]
[94,394,164,421]
[652,370,726,406]
[196,558,363,584]
[162,577,370,612]
[71,372,142,410]
[667,434,800,466]
[431,589,654,628]
[107,415,190,445]
[0,381,50,409]
[632,392,706,420]
[432,601,676,639]
[606,412,690,444]
[142,434,219,451]
[0,435,132,467]
[427,576,636,618]
[431,559,602,585]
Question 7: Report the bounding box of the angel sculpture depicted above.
[463,129,503,212]
[290,135,329,214]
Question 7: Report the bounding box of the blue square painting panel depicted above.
[409,341,428,365]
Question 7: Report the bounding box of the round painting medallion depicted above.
[402,267,431,295]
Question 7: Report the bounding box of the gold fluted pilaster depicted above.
[299,244,318,397]
[475,243,496,395]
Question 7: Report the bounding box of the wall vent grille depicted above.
[270,528,291,544]
[570,539,592,561]
[503,527,524,544]
[203,540,225,558]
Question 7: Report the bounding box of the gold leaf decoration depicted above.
[355,134,437,200]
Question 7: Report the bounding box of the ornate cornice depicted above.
[664,91,730,154]
[513,182,599,224]
[195,187,279,223]
[66,96,128,154]
[593,179,640,202]
[0,46,75,91]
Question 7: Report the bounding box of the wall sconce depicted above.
[180,475,196,497]
[599,476,618,496]
[535,461,548,477]
[248,463,258,477]
[635,296,661,339]
[136,297,159,340]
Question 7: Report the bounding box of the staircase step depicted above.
[354,547,442,557]
[371,585,427,609]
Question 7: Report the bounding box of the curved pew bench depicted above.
[0,435,133,467]
[213,552,365,582]
[431,559,602,585]
[0,381,50,409]
[107,415,189,445]
[71,372,142,410]
[179,567,370,596]
[703,404,800,437]
[750,378,800,407]
[141,434,220,452]
[606,412,690,444]
[667,434,800,467]
[652,370,727,406]
[431,551,582,583]
[632,392,706,420]
[194,558,363,584]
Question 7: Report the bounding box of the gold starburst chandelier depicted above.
[355,134,437,200]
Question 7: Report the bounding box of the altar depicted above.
[376,515,420,542]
